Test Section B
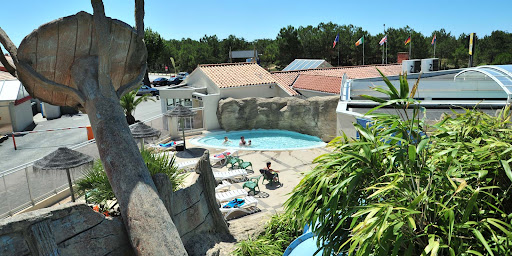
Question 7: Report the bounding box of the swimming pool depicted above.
[190,129,326,151]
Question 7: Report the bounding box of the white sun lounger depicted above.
[176,160,198,171]
[219,196,258,220]
[215,189,248,203]
[215,180,232,192]
[213,169,248,182]
[148,140,185,151]
[210,149,238,166]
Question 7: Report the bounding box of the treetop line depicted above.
[145,23,512,73]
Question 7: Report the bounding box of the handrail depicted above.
[1,113,165,176]
[1,113,168,218]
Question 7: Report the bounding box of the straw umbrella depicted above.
[33,147,93,202]
[130,122,161,149]
[165,104,195,150]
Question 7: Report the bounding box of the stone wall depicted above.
[217,96,339,142]
[0,152,230,256]
[153,151,231,254]
[0,203,133,256]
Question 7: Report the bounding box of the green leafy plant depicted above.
[76,149,184,207]
[285,70,512,255]
[232,213,302,256]
[120,88,155,125]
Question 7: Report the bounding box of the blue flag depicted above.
[333,33,339,48]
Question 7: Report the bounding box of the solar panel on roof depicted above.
[283,59,330,71]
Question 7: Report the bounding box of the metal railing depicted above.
[0,114,169,219]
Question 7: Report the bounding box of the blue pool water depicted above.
[190,129,326,151]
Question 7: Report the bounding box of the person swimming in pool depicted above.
[223,136,230,144]
[239,136,247,146]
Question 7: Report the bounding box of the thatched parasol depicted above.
[130,122,161,148]
[33,147,94,202]
[165,104,195,150]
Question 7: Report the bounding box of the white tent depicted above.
[0,78,34,134]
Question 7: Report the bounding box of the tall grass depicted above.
[76,148,184,206]
[232,213,302,256]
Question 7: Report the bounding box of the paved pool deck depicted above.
[175,135,332,224]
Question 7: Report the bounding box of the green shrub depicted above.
[233,213,302,256]
[285,70,512,255]
[76,149,184,207]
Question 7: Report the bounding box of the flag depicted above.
[355,36,364,46]
[379,35,387,46]
[404,36,411,45]
[431,34,436,45]
[333,33,339,48]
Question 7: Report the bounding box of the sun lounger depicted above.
[213,169,248,182]
[176,160,198,171]
[210,149,238,167]
[219,196,258,220]
[155,151,175,159]
[215,189,248,203]
[215,180,232,192]
[148,140,184,151]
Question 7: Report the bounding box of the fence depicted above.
[0,114,171,219]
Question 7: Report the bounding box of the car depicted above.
[151,77,169,86]
[168,76,185,85]
[177,72,189,78]
[137,85,159,96]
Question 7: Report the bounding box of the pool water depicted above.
[190,129,326,151]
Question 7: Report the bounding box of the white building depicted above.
[159,62,298,131]
[0,72,34,134]
[336,64,512,138]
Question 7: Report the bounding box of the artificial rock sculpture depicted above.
[0,0,187,255]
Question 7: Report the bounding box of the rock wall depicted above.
[153,151,231,254]
[0,203,133,256]
[217,96,339,142]
[0,152,230,256]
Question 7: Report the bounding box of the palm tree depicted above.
[120,89,155,125]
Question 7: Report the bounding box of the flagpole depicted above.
[384,24,387,64]
[409,34,412,59]
[382,24,385,64]
[338,45,340,66]
[434,40,436,58]
[362,37,365,65]
[381,38,384,64]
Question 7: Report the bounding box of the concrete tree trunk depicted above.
[0,0,188,254]
[71,56,187,255]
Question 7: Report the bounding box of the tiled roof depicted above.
[306,64,402,78]
[271,64,403,94]
[293,74,342,94]
[199,62,298,96]
[272,72,301,88]
[0,71,16,81]
[199,62,276,88]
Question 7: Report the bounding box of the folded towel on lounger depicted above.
[214,152,232,158]
[159,141,176,148]
[223,198,245,208]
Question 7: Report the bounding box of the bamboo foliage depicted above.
[285,70,512,255]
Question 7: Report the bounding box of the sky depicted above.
[1,0,511,47]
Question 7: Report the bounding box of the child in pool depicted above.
[239,136,247,146]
